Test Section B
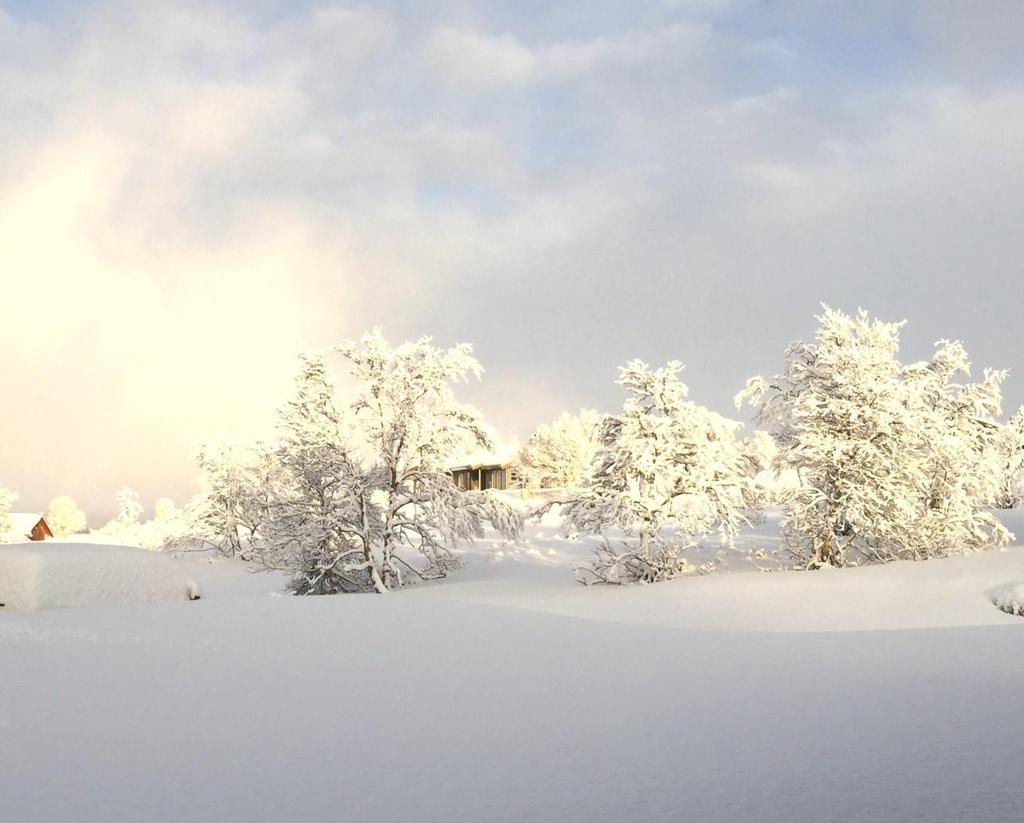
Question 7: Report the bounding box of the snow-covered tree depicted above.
[738,429,779,509]
[737,306,1013,568]
[334,331,522,590]
[0,484,17,536]
[114,487,143,526]
[907,341,1011,554]
[255,353,383,593]
[518,409,601,490]
[100,487,144,544]
[187,443,280,557]
[46,496,87,537]
[998,407,1024,509]
[564,360,757,584]
[248,332,523,594]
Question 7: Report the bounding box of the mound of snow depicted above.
[0,543,200,612]
[991,581,1024,617]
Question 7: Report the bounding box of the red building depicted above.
[5,513,54,542]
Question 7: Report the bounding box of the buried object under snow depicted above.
[0,543,201,612]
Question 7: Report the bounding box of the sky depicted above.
[2,0,1023,520]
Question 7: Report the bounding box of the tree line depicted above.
[4,305,1023,592]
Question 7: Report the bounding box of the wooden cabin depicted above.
[4,513,54,542]
[450,442,524,493]
[451,463,521,492]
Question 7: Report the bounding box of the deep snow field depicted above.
[3,511,1024,822]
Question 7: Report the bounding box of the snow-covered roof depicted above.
[5,512,47,538]
[450,439,521,470]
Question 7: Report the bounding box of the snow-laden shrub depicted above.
[563,360,758,585]
[518,409,601,490]
[738,306,1014,568]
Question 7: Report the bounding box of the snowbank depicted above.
[0,542,200,612]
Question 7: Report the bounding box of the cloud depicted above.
[912,0,1024,77]
[425,27,537,89]
[1,1,1023,519]
[424,21,710,90]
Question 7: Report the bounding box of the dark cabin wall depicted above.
[451,466,508,491]
[29,519,53,541]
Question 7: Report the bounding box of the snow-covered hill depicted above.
[1,513,1023,822]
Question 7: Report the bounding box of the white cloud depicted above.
[425,27,537,89]
[424,21,709,91]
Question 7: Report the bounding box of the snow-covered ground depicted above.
[2,512,1023,822]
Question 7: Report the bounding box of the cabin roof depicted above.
[5,512,48,537]
[450,440,520,471]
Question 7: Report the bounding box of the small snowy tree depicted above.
[188,443,280,557]
[0,484,17,536]
[564,360,756,585]
[101,487,144,544]
[518,409,601,490]
[249,333,523,594]
[737,306,1012,567]
[46,496,87,537]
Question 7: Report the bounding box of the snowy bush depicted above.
[518,409,601,490]
[202,332,523,594]
[46,495,88,537]
[564,360,757,585]
[738,306,1014,568]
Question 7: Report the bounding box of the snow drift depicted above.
[0,543,200,612]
